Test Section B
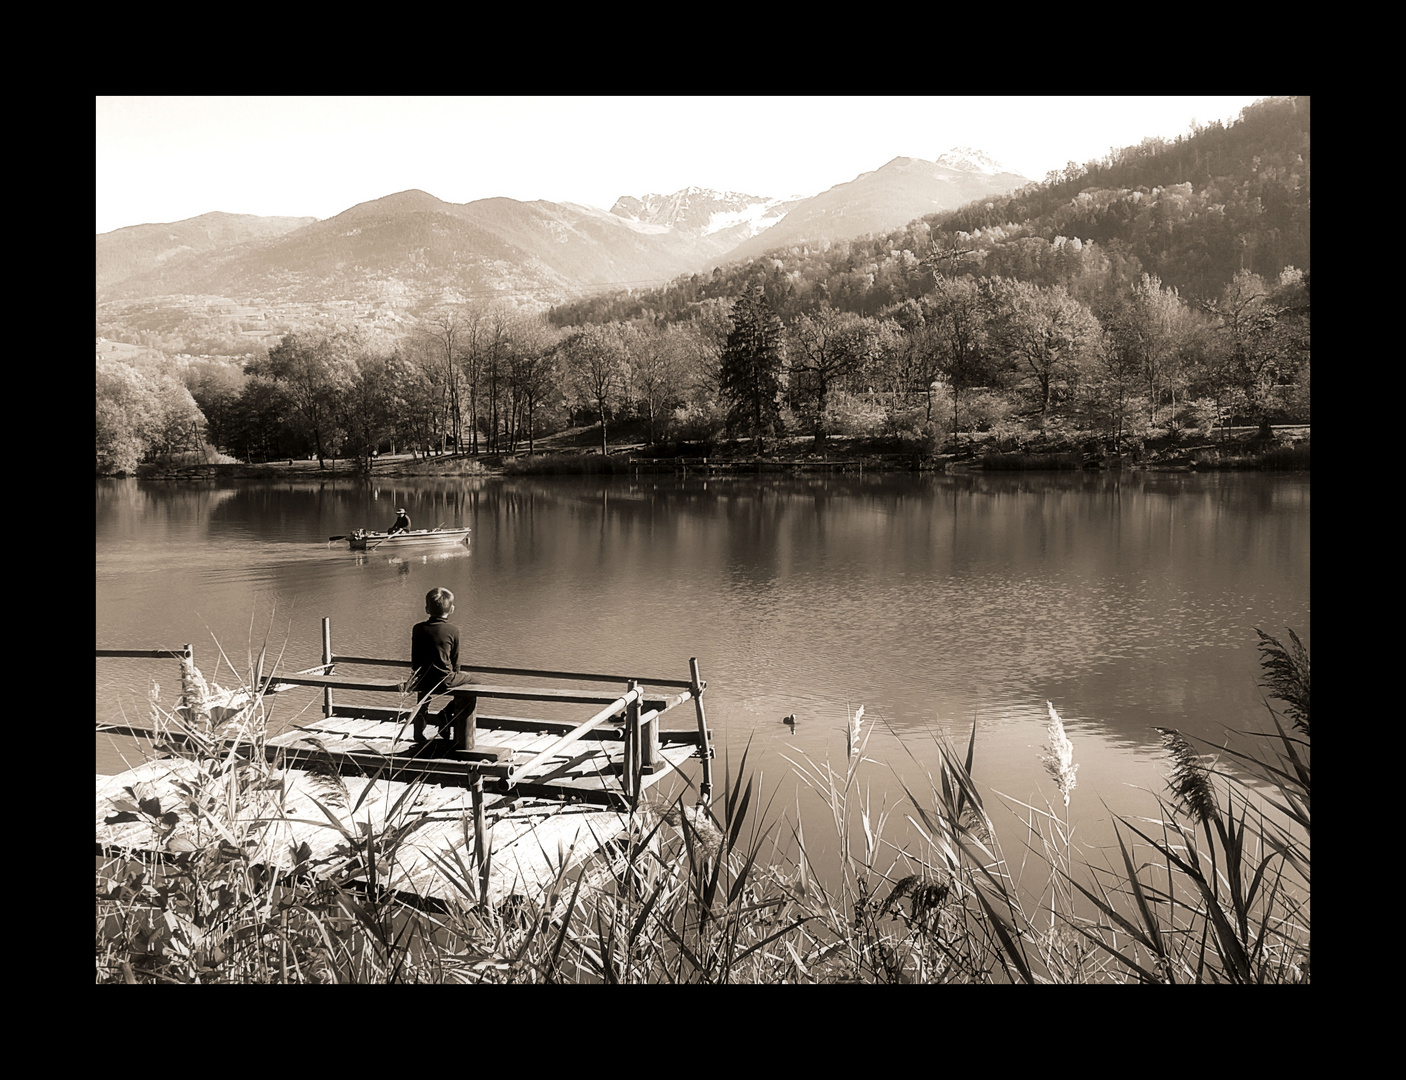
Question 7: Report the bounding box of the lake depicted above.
[95,469,1309,885]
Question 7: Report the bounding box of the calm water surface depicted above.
[95,470,1309,881]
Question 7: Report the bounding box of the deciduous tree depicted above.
[96,357,207,473]
[1106,273,1193,427]
[788,306,881,451]
[418,311,468,454]
[924,276,997,443]
[990,280,1101,431]
[507,316,560,454]
[96,359,159,474]
[1200,269,1300,437]
[247,333,348,468]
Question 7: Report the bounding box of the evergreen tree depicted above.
[719,288,786,451]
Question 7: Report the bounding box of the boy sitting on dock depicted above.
[409,587,479,751]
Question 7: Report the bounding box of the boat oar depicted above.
[328,534,348,542]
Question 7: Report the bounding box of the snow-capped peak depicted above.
[609,188,792,238]
[935,147,1007,175]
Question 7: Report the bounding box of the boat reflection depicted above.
[353,547,472,568]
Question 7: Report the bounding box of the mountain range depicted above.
[95,149,1031,314]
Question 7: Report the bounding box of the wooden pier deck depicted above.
[97,623,714,910]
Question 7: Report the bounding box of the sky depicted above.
[96,96,1270,235]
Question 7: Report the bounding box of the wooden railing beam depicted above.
[329,654,693,689]
[95,648,191,659]
[507,688,641,785]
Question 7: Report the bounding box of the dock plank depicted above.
[97,753,692,909]
[97,737,698,908]
[289,716,409,740]
[99,699,707,907]
[98,638,716,909]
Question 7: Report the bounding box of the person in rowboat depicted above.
[388,507,411,534]
[408,587,479,749]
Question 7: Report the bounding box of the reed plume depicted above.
[1156,727,1217,826]
[1042,702,1078,807]
[847,705,865,761]
[1256,628,1310,734]
[659,802,726,861]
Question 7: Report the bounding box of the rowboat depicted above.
[341,527,471,551]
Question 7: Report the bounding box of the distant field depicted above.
[95,338,144,358]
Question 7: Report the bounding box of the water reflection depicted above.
[97,471,1308,868]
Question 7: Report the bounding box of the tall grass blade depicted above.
[548,869,587,978]
[1110,820,1169,973]
[968,882,1033,984]
[1117,814,1253,983]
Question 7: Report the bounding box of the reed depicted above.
[98,629,1310,983]
[775,713,1056,983]
[96,631,492,983]
[1030,702,1081,963]
[1059,630,1310,983]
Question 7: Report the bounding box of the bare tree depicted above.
[481,303,518,453]
[621,316,687,445]
[417,311,467,453]
[507,315,560,453]
[563,323,627,455]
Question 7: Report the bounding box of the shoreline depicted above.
[117,425,1309,482]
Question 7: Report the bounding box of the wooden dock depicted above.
[96,622,715,910]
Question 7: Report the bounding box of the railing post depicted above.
[640,699,659,776]
[689,658,713,805]
[624,681,640,800]
[179,644,193,714]
[471,773,489,903]
[322,617,334,718]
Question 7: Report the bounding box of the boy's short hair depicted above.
[425,587,455,618]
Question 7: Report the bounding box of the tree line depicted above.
[96,258,1308,474]
[95,97,1308,473]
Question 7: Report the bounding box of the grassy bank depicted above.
[96,630,1309,983]
[127,424,1308,481]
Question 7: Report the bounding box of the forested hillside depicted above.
[549,97,1308,327]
